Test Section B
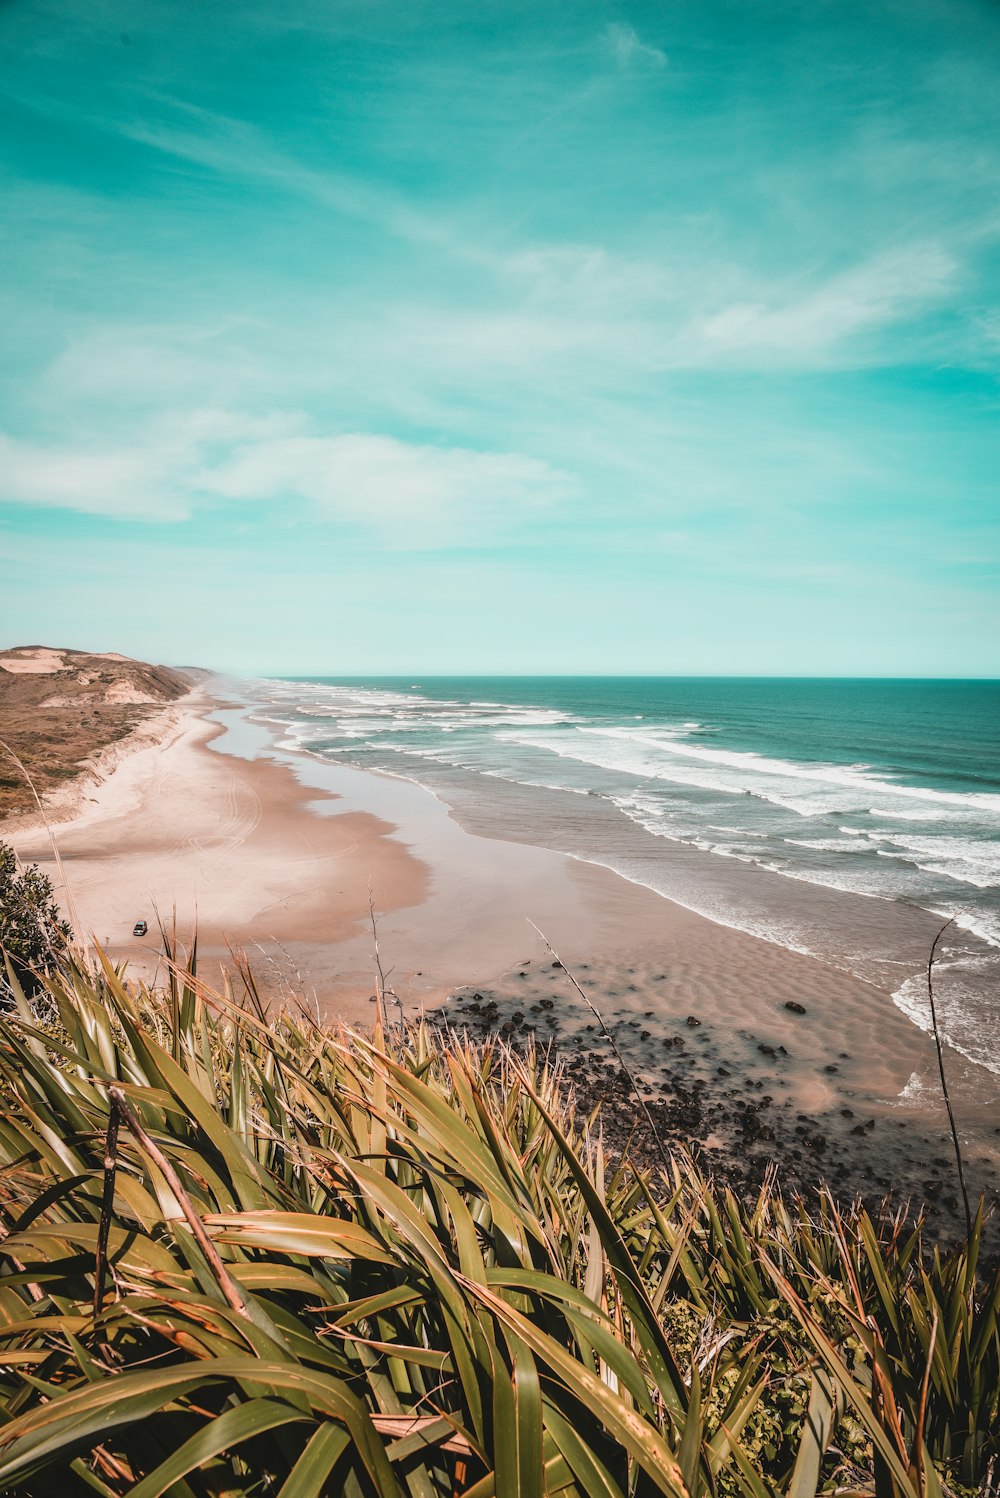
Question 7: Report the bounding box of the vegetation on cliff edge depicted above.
[0,950,996,1497]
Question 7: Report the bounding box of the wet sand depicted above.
[4,689,998,1246]
[4,695,425,998]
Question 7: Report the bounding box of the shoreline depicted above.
[4,689,429,1008]
[4,680,998,1240]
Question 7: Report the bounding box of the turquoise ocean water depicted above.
[244,676,1000,1079]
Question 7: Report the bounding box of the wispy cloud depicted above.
[200,429,570,545]
[0,433,188,520]
[678,244,959,367]
[1,0,997,669]
[0,417,570,546]
[357,241,963,382]
[605,23,667,70]
[5,85,495,269]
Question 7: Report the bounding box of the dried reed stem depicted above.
[925,918,972,1240]
[92,1092,121,1332]
[527,919,672,1174]
[109,1086,252,1321]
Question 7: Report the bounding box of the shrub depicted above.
[0,838,72,1003]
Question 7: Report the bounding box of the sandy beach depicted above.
[4,684,998,1240]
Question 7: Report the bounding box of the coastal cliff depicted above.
[0,644,199,820]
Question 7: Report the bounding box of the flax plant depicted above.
[0,950,996,1497]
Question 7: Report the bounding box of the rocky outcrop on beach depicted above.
[433,962,1000,1260]
[0,645,199,821]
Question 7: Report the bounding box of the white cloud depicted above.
[504,243,676,313]
[685,245,957,365]
[385,238,959,385]
[0,420,569,545]
[605,24,667,70]
[200,432,568,545]
[0,434,188,520]
[41,324,257,409]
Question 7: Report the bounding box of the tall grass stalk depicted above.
[925,918,972,1240]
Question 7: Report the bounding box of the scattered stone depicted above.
[424,964,997,1260]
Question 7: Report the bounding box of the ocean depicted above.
[241,676,1000,1082]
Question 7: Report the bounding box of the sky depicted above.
[0,0,998,675]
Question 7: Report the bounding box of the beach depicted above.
[4,679,998,1240]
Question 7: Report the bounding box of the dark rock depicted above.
[784,1001,807,1014]
[686,1015,702,1027]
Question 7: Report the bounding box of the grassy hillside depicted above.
[0,951,996,1496]
[0,646,195,820]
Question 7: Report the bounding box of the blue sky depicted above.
[1,0,998,674]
